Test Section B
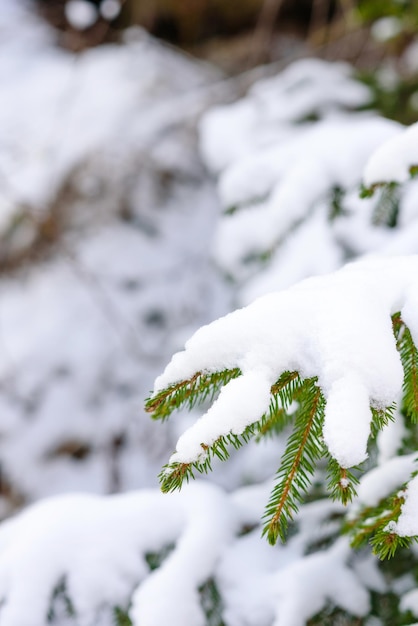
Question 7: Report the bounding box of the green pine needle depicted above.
[370,403,396,439]
[145,368,241,421]
[149,316,418,558]
[157,371,303,493]
[393,314,418,422]
[345,488,418,560]
[326,457,359,506]
[262,379,325,544]
[113,607,133,626]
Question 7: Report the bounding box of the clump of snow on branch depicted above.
[364,121,418,187]
[199,59,418,307]
[199,59,408,294]
[156,256,418,468]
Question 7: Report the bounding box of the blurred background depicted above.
[0,0,418,518]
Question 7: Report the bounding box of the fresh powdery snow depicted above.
[155,256,418,468]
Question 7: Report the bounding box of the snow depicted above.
[0,7,220,243]
[323,374,372,467]
[240,204,343,303]
[376,407,406,463]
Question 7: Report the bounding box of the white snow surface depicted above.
[0,481,381,626]
[156,256,418,468]
[217,497,374,626]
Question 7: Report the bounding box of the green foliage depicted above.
[199,579,225,626]
[358,69,418,127]
[371,183,400,228]
[146,368,241,421]
[145,544,174,570]
[360,159,418,200]
[393,314,418,422]
[308,589,418,625]
[370,403,396,439]
[263,378,325,544]
[113,607,133,626]
[47,579,75,623]
[329,185,347,221]
[147,314,418,558]
[326,458,360,506]
[157,371,302,493]
[345,489,408,558]
[356,0,418,26]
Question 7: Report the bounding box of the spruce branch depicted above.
[371,183,400,228]
[326,457,359,506]
[159,423,265,493]
[145,368,241,421]
[149,309,418,554]
[158,372,304,493]
[370,403,396,439]
[344,489,418,559]
[262,379,325,544]
[361,165,418,198]
[393,314,418,422]
[113,607,133,626]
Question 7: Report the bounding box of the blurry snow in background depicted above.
[0,0,230,510]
